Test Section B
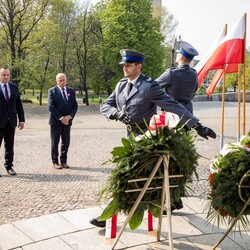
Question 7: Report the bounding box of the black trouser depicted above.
[50,124,71,164]
[0,123,16,169]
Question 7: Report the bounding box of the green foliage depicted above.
[99,0,165,88]
[207,143,250,231]
[0,0,179,100]
[99,124,199,230]
[241,131,250,146]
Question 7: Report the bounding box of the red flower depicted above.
[67,92,70,97]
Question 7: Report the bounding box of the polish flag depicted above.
[195,29,226,86]
[206,63,239,96]
[195,15,245,87]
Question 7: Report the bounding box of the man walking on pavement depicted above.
[89,49,216,228]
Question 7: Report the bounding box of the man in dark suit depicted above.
[89,49,216,227]
[0,67,25,176]
[48,73,78,169]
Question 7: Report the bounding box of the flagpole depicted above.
[242,13,247,136]
[220,24,227,150]
[237,64,241,142]
[220,65,226,150]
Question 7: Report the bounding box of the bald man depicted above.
[48,73,78,169]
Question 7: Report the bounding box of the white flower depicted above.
[135,113,180,142]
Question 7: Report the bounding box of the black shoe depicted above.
[171,200,184,212]
[7,168,16,176]
[174,200,184,210]
[89,216,106,228]
[163,200,184,214]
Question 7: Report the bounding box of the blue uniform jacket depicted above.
[100,74,198,129]
[155,65,198,113]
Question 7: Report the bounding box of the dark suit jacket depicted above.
[0,82,25,128]
[48,86,78,126]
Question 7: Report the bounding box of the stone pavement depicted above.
[0,101,249,249]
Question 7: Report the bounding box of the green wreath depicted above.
[99,124,199,230]
[207,132,250,231]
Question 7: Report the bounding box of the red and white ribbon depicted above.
[149,113,179,131]
[105,215,117,238]
[135,112,179,142]
[148,211,158,231]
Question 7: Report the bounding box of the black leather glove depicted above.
[194,122,216,139]
[110,110,132,125]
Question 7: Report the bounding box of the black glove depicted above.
[194,122,216,139]
[110,109,131,125]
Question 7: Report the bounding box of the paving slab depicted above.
[187,233,246,249]
[0,223,33,250]
[60,229,126,250]
[148,238,200,250]
[22,237,73,250]
[160,215,202,239]
[58,206,104,230]
[182,213,225,234]
[13,213,78,241]
[116,220,165,248]
[227,231,250,250]
[182,197,208,214]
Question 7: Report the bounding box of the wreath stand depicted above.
[213,169,250,249]
[111,155,183,250]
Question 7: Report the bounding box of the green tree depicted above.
[72,1,94,105]
[0,0,49,82]
[84,2,114,96]
[48,0,77,73]
[23,19,59,105]
[99,0,165,89]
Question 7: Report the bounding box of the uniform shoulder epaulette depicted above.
[144,76,154,83]
[191,68,197,72]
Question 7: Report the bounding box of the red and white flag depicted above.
[195,15,245,88]
[206,64,239,96]
[195,29,226,86]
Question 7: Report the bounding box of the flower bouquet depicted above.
[207,131,250,230]
[98,115,199,230]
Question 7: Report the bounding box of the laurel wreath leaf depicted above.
[207,140,250,231]
[99,125,199,230]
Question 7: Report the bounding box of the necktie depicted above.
[4,84,10,102]
[61,88,67,102]
[127,82,133,95]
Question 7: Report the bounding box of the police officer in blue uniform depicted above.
[100,49,210,135]
[89,49,216,228]
[156,41,198,114]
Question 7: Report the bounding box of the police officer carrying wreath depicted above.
[156,41,199,114]
[90,49,216,228]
